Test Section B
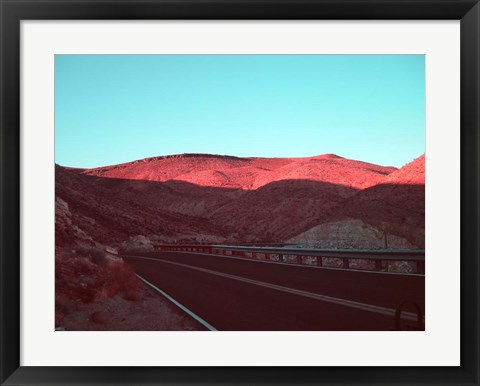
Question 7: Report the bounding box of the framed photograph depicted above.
[1,0,479,385]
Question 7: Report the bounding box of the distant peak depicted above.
[130,153,248,164]
[173,153,245,160]
[312,154,344,159]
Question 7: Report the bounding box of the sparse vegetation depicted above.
[55,248,142,327]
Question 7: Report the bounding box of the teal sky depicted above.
[55,54,425,168]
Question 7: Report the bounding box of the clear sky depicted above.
[55,54,425,168]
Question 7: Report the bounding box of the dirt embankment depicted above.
[55,197,202,330]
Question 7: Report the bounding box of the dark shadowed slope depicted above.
[56,166,361,245]
[331,154,425,228]
[56,166,230,246]
[289,155,425,248]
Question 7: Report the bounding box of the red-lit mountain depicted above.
[82,153,395,190]
[56,153,424,249]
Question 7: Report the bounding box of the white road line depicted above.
[127,255,423,323]
[136,274,217,331]
[156,250,424,277]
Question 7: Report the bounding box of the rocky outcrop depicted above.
[55,196,97,248]
[120,235,154,252]
[288,218,417,250]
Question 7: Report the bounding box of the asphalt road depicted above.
[123,251,425,331]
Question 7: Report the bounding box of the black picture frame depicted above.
[1,0,479,385]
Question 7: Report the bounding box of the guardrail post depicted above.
[343,258,349,269]
[296,255,302,264]
[375,260,383,271]
[279,254,284,263]
[317,257,323,267]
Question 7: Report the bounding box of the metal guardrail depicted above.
[154,244,425,275]
[156,244,213,253]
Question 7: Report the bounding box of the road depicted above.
[123,251,425,331]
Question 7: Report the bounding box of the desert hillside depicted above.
[56,153,424,249]
[288,155,425,248]
[83,153,396,190]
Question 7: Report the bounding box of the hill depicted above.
[56,153,424,249]
[288,155,425,248]
[83,153,396,190]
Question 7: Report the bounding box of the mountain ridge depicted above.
[55,153,424,249]
[74,153,397,191]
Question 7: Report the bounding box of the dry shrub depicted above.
[102,262,143,301]
[74,246,108,265]
[55,249,143,327]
